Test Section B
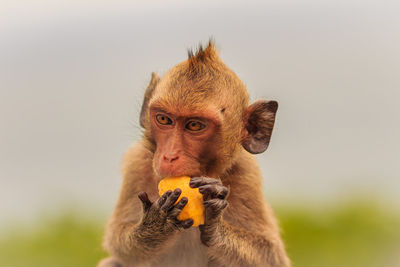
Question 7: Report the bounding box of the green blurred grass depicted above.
[276,201,400,267]
[0,211,107,267]
[0,201,399,267]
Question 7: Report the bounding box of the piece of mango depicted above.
[158,176,205,227]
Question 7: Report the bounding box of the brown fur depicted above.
[99,41,290,267]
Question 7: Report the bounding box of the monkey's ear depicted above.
[242,100,278,154]
[140,72,160,128]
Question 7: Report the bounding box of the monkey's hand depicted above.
[189,177,229,246]
[137,189,194,237]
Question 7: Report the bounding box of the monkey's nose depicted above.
[163,154,179,163]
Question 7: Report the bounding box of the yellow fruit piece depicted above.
[158,176,205,227]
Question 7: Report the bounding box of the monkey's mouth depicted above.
[154,155,201,177]
[157,164,202,179]
[160,169,197,179]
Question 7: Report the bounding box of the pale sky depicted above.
[1,0,399,224]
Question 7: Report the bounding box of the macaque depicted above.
[98,41,290,267]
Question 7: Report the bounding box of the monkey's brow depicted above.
[150,106,174,116]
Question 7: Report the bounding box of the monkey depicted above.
[98,41,290,267]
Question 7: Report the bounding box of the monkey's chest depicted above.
[151,227,208,267]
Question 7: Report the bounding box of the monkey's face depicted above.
[149,104,222,179]
[140,43,279,179]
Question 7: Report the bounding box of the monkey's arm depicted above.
[103,184,167,263]
[203,218,290,267]
[103,143,192,264]
[190,169,290,266]
[104,193,184,259]
[104,190,190,264]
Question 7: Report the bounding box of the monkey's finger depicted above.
[138,192,152,211]
[189,177,222,188]
[198,185,229,200]
[181,219,194,229]
[161,188,182,212]
[198,185,216,201]
[204,199,228,209]
[204,199,228,216]
[157,190,172,208]
[168,197,188,218]
[174,197,188,211]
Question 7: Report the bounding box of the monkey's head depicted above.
[140,42,278,179]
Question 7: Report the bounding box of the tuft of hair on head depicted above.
[187,39,218,69]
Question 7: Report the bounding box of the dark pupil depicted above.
[191,123,196,127]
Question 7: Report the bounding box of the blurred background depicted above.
[1,0,399,266]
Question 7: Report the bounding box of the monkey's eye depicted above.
[156,114,173,125]
[186,121,205,131]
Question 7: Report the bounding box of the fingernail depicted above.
[174,188,181,194]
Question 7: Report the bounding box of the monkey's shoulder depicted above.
[224,151,264,187]
[122,141,153,168]
[121,141,157,194]
[222,151,274,231]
